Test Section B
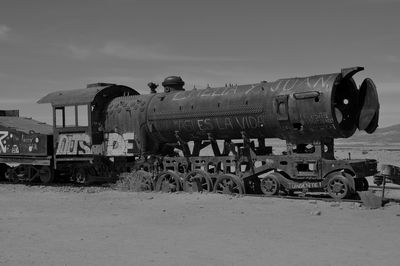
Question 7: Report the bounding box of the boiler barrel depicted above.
[145,68,379,143]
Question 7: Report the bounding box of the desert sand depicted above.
[1,183,400,266]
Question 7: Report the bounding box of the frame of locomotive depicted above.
[0,67,381,200]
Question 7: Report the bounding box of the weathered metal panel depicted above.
[55,133,92,155]
[145,72,348,143]
[38,86,108,106]
[105,94,154,155]
[0,156,51,166]
[0,116,52,134]
[0,117,52,156]
[0,110,19,117]
[101,67,379,154]
[37,84,139,106]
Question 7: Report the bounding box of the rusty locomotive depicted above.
[0,66,381,199]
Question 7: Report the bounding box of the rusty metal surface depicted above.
[37,84,139,106]
[0,117,52,156]
[99,67,380,157]
[358,78,379,131]
[105,94,155,155]
[0,110,19,117]
[141,67,377,145]
[0,116,52,135]
[0,156,51,165]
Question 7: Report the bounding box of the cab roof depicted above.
[37,83,138,106]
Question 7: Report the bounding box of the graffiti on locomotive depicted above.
[56,132,137,156]
[174,115,265,132]
[105,132,136,156]
[171,74,336,101]
[56,134,91,155]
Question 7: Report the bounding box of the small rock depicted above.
[87,188,96,193]
[385,202,397,207]
[308,200,317,204]
[396,214,400,217]
[330,203,340,207]
[146,196,154,200]
[311,210,321,216]
[162,209,166,212]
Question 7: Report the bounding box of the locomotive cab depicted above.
[38,83,138,183]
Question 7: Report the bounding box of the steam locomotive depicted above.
[0,66,380,199]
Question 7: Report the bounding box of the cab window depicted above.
[55,107,64,128]
[64,106,76,127]
[55,106,77,128]
[77,105,89,126]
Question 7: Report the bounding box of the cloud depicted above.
[0,24,11,41]
[349,0,400,3]
[0,98,36,104]
[63,41,243,63]
[64,44,92,59]
[366,0,400,2]
[381,55,400,64]
[101,42,240,62]
[101,42,171,61]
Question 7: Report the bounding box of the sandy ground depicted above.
[1,184,400,266]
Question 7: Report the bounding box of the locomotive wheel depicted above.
[75,168,88,185]
[327,174,350,200]
[130,170,153,192]
[39,166,54,184]
[5,168,18,183]
[214,174,245,195]
[155,171,181,192]
[183,170,213,193]
[260,173,281,195]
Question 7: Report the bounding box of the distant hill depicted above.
[339,124,400,145]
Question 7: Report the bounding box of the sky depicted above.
[0,0,399,127]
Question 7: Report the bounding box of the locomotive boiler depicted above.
[105,66,379,154]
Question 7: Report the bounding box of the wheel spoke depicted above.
[184,170,212,193]
[213,174,244,195]
[327,174,350,200]
[260,173,280,195]
[156,171,181,192]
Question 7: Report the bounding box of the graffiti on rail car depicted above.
[0,130,47,155]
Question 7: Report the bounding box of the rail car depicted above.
[0,111,53,183]
[0,67,383,199]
